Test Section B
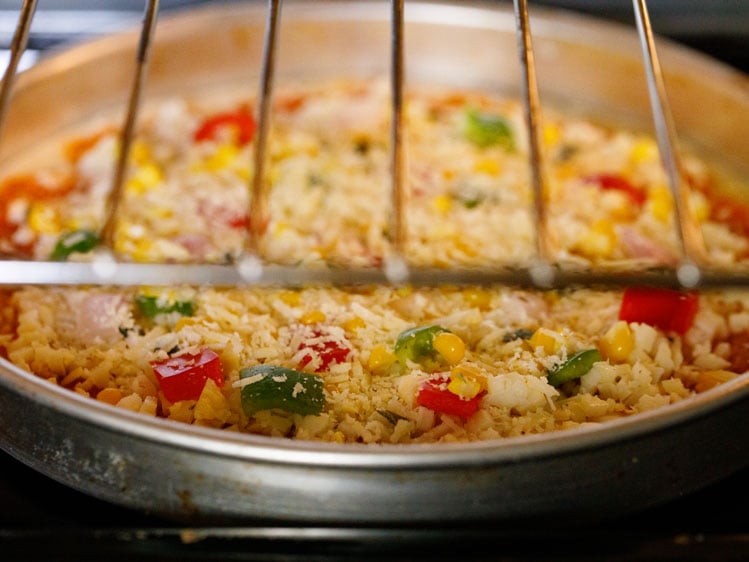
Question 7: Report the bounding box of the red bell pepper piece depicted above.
[298,329,352,372]
[194,106,256,146]
[150,349,224,402]
[618,287,699,335]
[584,174,647,206]
[416,374,484,418]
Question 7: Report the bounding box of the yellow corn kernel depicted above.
[690,190,710,222]
[463,288,492,310]
[396,285,413,297]
[432,194,452,215]
[272,221,289,238]
[442,168,456,181]
[343,317,365,332]
[279,290,301,306]
[629,137,658,165]
[128,239,154,262]
[454,236,478,258]
[543,123,560,147]
[694,370,737,393]
[145,206,173,221]
[331,431,346,444]
[368,345,397,374]
[448,363,487,399]
[575,219,616,258]
[96,387,123,406]
[554,162,576,181]
[529,328,563,354]
[127,163,163,194]
[600,320,634,363]
[473,158,501,176]
[174,316,197,331]
[27,204,60,234]
[300,310,326,325]
[206,143,239,171]
[432,332,466,365]
[648,185,673,223]
[129,140,152,165]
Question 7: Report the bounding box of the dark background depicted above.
[0,1,747,560]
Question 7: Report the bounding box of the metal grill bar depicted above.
[632,0,708,285]
[1,259,749,289]
[0,1,746,290]
[247,0,282,255]
[100,0,160,247]
[0,0,37,147]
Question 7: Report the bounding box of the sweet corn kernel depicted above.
[432,194,452,215]
[463,288,492,310]
[442,168,456,181]
[127,163,163,194]
[129,140,152,165]
[448,363,487,399]
[529,328,563,354]
[473,158,501,176]
[554,162,575,181]
[174,317,197,331]
[395,285,413,297]
[433,332,466,365]
[27,204,60,234]
[574,219,616,258]
[343,317,365,332]
[690,190,710,221]
[96,387,123,406]
[543,123,560,147]
[300,310,326,325]
[629,137,658,165]
[600,320,634,363]
[279,290,301,306]
[648,185,673,223]
[272,221,289,238]
[128,239,154,262]
[454,236,478,258]
[694,370,737,393]
[368,345,396,374]
[206,143,239,171]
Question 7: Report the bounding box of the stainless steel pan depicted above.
[0,0,747,525]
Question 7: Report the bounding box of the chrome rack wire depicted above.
[1,0,748,290]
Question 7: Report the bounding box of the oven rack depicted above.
[0,0,747,290]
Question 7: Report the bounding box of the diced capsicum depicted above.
[238,364,325,416]
[618,287,699,335]
[583,174,647,206]
[297,328,351,372]
[546,349,602,387]
[150,348,224,402]
[463,108,514,150]
[136,293,195,319]
[50,229,99,261]
[416,373,484,418]
[394,325,449,369]
[194,106,255,146]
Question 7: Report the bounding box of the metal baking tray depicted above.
[0,0,747,525]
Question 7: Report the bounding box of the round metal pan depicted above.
[0,0,748,525]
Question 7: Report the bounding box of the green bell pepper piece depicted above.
[50,229,99,261]
[394,325,448,367]
[239,365,325,415]
[547,349,602,387]
[463,108,515,150]
[136,294,194,319]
